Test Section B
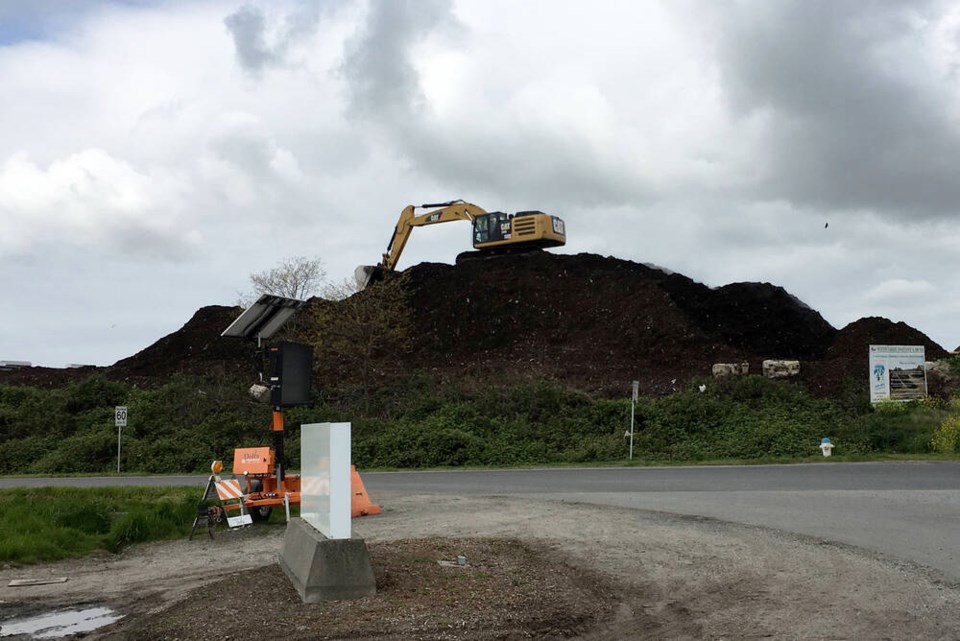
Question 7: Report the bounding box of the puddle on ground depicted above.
[0,607,123,639]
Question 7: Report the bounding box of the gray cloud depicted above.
[224,5,276,72]
[712,0,960,217]
[335,0,960,217]
[211,128,279,177]
[224,1,324,74]
[340,0,453,119]
[339,1,656,208]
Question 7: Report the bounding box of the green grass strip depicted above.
[0,486,203,565]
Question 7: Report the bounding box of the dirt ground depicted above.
[2,494,960,640]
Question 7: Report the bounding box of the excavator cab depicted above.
[473,212,509,244]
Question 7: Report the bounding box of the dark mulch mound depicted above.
[800,317,949,398]
[110,306,258,384]
[1,252,947,398]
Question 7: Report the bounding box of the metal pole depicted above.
[629,381,638,460]
[117,425,121,474]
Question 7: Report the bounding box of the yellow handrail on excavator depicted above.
[356,200,566,288]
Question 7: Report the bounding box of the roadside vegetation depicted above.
[0,366,957,566]
[0,486,202,565]
[0,365,958,475]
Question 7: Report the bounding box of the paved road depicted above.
[4,462,959,580]
[360,462,960,580]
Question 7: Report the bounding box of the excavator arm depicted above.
[379,200,488,271]
[356,200,487,287]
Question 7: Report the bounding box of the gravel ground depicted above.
[2,494,960,639]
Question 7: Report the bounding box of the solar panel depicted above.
[221,294,307,339]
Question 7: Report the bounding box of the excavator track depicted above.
[455,247,545,265]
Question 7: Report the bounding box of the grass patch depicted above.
[0,486,203,565]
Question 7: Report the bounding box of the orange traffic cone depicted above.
[350,465,382,517]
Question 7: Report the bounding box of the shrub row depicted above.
[1,373,957,474]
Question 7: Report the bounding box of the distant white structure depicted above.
[763,360,800,379]
[0,361,31,371]
[712,362,749,377]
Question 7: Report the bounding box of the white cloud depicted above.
[0,149,198,257]
[863,279,938,306]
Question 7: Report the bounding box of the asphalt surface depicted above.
[361,462,960,581]
[4,461,959,581]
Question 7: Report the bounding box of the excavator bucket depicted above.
[354,265,384,290]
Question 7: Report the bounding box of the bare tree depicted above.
[238,256,326,306]
[320,276,360,302]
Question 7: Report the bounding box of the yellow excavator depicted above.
[356,200,566,287]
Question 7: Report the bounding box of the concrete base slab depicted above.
[278,517,376,602]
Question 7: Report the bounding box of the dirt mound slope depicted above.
[109,306,257,384]
[403,252,745,392]
[400,251,843,393]
[828,317,947,361]
[0,307,256,388]
[1,252,948,397]
[658,276,836,359]
[801,317,948,397]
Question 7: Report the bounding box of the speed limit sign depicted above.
[115,406,128,427]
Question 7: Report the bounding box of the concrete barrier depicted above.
[278,518,376,602]
[762,360,800,379]
[712,363,749,377]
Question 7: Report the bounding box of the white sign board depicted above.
[869,345,926,403]
[115,406,127,427]
[300,422,351,539]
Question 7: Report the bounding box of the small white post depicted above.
[629,381,639,460]
[820,438,834,457]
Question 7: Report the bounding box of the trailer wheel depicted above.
[250,505,273,522]
[246,479,272,522]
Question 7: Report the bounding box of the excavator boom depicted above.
[380,200,488,272]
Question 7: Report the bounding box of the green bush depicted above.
[931,415,960,454]
[64,377,128,414]
[31,429,118,474]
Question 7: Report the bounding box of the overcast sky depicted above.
[2,0,958,368]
